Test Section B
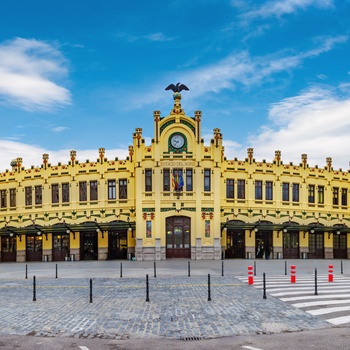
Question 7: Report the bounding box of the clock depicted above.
[170,134,185,149]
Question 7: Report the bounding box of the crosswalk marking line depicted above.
[281,293,350,302]
[308,306,350,316]
[241,346,263,350]
[79,347,90,350]
[271,289,350,297]
[327,315,350,325]
[292,299,350,308]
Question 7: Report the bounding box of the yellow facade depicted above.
[0,92,349,261]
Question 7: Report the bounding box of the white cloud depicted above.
[51,126,68,133]
[0,37,71,111]
[0,140,129,171]
[247,85,350,169]
[240,0,334,20]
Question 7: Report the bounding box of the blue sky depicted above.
[0,0,350,171]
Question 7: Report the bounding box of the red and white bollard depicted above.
[328,265,333,282]
[290,265,296,283]
[248,265,254,285]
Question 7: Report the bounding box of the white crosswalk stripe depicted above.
[237,274,350,325]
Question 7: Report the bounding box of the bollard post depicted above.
[146,274,150,302]
[290,265,296,283]
[328,265,333,282]
[55,264,58,279]
[90,278,93,303]
[248,266,254,285]
[120,262,123,278]
[253,261,256,276]
[341,260,343,275]
[222,261,224,277]
[33,276,36,302]
[285,261,287,276]
[314,268,318,295]
[263,273,267,299]
[207,274,211,301]
[154,261,156,278]
[25,264,28,279]
[188,261,191,277]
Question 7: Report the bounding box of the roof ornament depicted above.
[165,82,189,93]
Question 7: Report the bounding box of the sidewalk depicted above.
[0,259,337,340]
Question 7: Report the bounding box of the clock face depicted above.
[170,134,185,149]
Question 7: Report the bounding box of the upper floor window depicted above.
[204,169,211,192]
[0,190,6,208]
[265,181,273,201]
[333,187,339,205]
[79,181,87,202]
[186,168,193,192]
[282,182,289,201]
[145,169,152,192]
[62,183,69,203]
[173,168,184,191]
[292,183,299,202]
[163,169,170,191]
[35,186,42,205]
[308,184,315,203]
[342,188,347,206]
[237,179,245,199]
[226,179,234,199]
[9,188,16,207]
[255,180,262,200]
[108,180,116,200]
[119,179,127,199]
[318,186,324,204]
[25,186,32,206]
[51,184,59,204]
[90,181,98,201]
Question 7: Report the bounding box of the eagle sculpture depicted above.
[165,82,189,93]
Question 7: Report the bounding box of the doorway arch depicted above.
[166,216,191,258]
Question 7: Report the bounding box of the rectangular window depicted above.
[0,190,6,208]
[51,184,59,203]
[282,182,289,201]
[145,169,152,192]
[265,181,273,201]
[79,182,87,202]
[308,184,315,203]
[237,179,245,199]
[35,186,42,205]
[292,183,299,202]
[173,168,184,190]
[62,183,69,203]
[9,188,16,207]
[318,186,324,204]
[204,169,211,192]
[341,188,347,206]
[163,169,170,191]
[186,168,193,191]
[90,181,98,201]
[119,179,127,199]
[226,179,234,199]
[108,180,116,200]
[25,186,32,206]
[333,187,339,205]
[255,180,262,200]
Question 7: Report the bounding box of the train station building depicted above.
[0,92,349,261]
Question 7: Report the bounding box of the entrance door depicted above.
[283,231,299,259]
[166,216,191,259]
[255,231,272,259]
[309,232,324,259]
[52,233,70,261]
[225,230,245,258]
[26,235,43,261]
[1,235,16,262]
[108,231,127,259]
[80,232,98,260]
[333,233,347,259]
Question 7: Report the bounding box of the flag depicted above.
[178,174,184,189]
[172,173,176,189]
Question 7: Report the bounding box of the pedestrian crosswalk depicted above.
[237,274,350,325]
